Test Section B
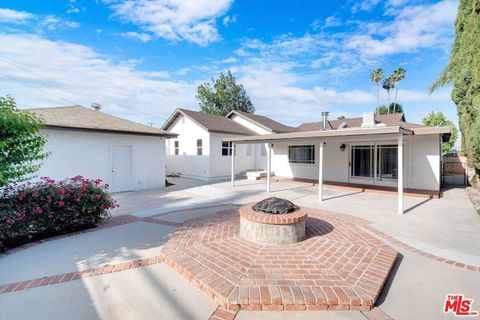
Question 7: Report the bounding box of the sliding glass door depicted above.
[350,144,399,186]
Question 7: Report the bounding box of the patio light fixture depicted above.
[340,144,346,152]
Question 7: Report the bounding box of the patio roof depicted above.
[223,125,450,143]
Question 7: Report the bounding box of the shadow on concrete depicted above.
[375,253,404,307]
[404,198,432,214]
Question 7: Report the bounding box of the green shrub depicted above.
[0,176,117,251]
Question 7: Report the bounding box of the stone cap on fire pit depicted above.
[252,197,296,214]
[240,203,308,225]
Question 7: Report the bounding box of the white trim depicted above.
[398,134,404,214]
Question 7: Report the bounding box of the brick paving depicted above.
[161,207,398,311]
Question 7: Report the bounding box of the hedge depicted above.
[0,176,117,252]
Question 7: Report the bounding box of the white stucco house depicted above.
[28,105,176,193]
[162,108,297,180]
[225,111,451,214]
[162,107,450,213]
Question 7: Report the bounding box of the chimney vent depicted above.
[91,103,101,111]
[361,112,375,127]
[321,111,329,130]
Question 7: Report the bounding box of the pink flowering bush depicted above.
[0,176,117,251]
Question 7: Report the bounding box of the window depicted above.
[197,139,203,156]
[174,140,179,155]
[222,141,232,156]
[377,145,398,179]
[288,145,315,164]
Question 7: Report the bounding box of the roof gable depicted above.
[162,108,255,135]
[226,110,298,133]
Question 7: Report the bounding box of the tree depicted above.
[377,103,403,115]
[0,96,48,186]
[382,77,395,113]
[430,0,480,172]
[422,111,458,154]
[370,68,384,115]
[196,70,254,116]
[390,67,406,107]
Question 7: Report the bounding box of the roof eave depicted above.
[44,125,177,138]
[227,110,275,133]
[224,126,410,142]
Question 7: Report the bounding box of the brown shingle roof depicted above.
[227,110,298,133]
[162,108,256,135]
[26,106,176,137]
[298,113,425,131]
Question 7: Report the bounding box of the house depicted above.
[28,105,176,193]
[225,111,451,214]
[162,108,297,180]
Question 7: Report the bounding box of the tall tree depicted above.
[196,70,255,116]
[391,67,406,107]
[430,0,480,173]
[370,68,384,115]
[422,111,458,154]
[0,96,48,186]
[382,77,394,113]
[377,103,403,115]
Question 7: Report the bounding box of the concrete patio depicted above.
[0,177,479,319]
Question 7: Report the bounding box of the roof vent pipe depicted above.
[91,103,101,111]
[321,111,329,130]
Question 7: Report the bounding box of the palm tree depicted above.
[382,77,394,114]
[370,68,384,115]
[390,67,406,108]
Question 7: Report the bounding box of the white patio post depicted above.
[318,141,324,201]
[398,134,404,214]
[267,142,272,193]
[231,142,235,187]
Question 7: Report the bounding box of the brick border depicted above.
[0,255,163,295]
[239,205,307,225]
[362,225,480,272]
[209,306,238,320]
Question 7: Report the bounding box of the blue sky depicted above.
[0,0,458,128]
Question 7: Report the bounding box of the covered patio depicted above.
[226,125,450,214]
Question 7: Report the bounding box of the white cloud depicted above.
[0,8,34,24]
[0,33,197,126]
[40,15,80,30]
[352,0,381,12]
[324,16,342,28]
[0,8,79,31]
[103,0,233,46]
[221,57,236,63]
[222,15,236,26]
[347,0,457,57]
[117,31,151,42]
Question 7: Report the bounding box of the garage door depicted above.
[110,145,133,192]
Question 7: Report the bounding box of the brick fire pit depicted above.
[160,208,398,312]
[239,204,308,244]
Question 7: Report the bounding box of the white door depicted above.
[110,145,132,192]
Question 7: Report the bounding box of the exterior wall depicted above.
[209,133,257,180]
[36,129,166,192]
[165,113,268,180]
[165,114,211,179]
[271,134,441,191]
[407,135,441,191]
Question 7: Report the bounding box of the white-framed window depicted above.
[246,144,252,156]
[288,145,315,164]
[174,140,179,155]
[197,139,203,156]
[222,141,232,156]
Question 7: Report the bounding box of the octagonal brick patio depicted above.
[160,207,397,311]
